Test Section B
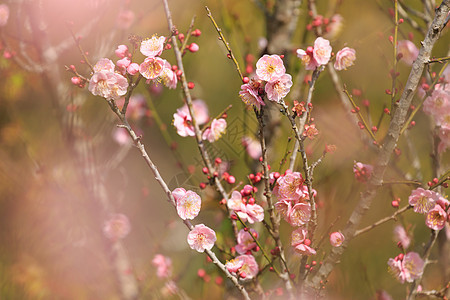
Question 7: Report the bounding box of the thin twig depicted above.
[354,205,412,237]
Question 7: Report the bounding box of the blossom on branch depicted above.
[89,59,129,100]
[239,80,265,109]
[227,191,264,224]
[388,252,424,283]
[255,54,286,82]
[408,187,439,214]
[329,231,345,247]
[172,188,201,220]
[140,35,166,58]
[235,228,258,254]
[202,118,227,142]
[265,73,293,103]
[334,47,356,70]
[425,203,448,231]
[187,224,216,253]
[139,57,167,80]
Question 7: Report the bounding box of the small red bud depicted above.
[199,182,206,189]
[433,178,439,184]
[202,167,209,174]
[398,18,404,24]
[178,33,185,41]
[391,200,399,208]
[188,82,195,89]
[242,76,250,84]
[304,239,311,246]
[215,158,222,164]
[227,176,236,184]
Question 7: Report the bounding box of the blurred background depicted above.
[0,0,448,299]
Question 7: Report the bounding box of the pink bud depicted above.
[127,63,140,75]
[330,232,345,247]
[188,43,199,52]
[117,57,131,69]
[71,76,81,85]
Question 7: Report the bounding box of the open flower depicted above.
[225,258,244,274]
[330,231,345,247]
[265,73,293,103]
[227,191,264,224]
[288,202,311,227]
[187,224,216,253]
[273,170,305,201]
[425,204,447,230]
[173,108,195,137]
[235,229,258,254]
[139,57,167,80]
[202,118,227,142]
[388,252,424,283]
[334,47,356,70]
[393,225,411,249]
[175,189,201,220]
[293,243,317,256]
[239,80,265,109]
[234,255,259,280]
[93,58,115,73]
[313,37,332,65]
[291,228,307,246]
[88,70,128,100]
[408,187,439,214]
[140,35,166,58]
[255,54,286,82]
[297,47,318,70]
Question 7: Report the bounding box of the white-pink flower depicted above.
[202,118,227,142]
[408,187,439,214]
[423,89,450,117]
[397,40,419,65]
[294,243,316,256]
[115,45,129,59]
[334,47,356,70]
[88,71,128,100]
[273,171,305,201]
[173,108,195,137]
[255,54,286,82]
[329,231,345,247]
[160,61,177,89]
[388,252,424,283]
[235,228,258,254]
[227,191,264,224]
[187,224,216,253]
[239,80,265,109]
[103,213,131,240]
[291,228,307,246]
[152,254,172,279]
[176,190,201,220]
[265,73,293,103]
[139,57,167,80]
[0,4,10,27]
[246,203,265,224]
[234,255,259,280]
[313,37,332,66]
[140,35,166,58]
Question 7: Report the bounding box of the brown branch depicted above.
[354,205,412,237]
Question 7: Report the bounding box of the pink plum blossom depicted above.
[172,187,187,202]
[353,162,373,183]
[294,243,316,256]
[246,203,265,224]
[160,61,177,89]
[173,108,195,137]
[297,47,318,70]
[423,89,450,117]
[239,80,265,109]
[234,255,259,280]
[127,63,140,76]
[425,204,447,230]
[115,45,129,59]
[187,224,216,253]
[275,200,291,222]
[329,231,345,247]
[265,73,293,103]
[152,254,172,279]
[140,35,166,58]
[334,47,356,70]
[397,40,419,65]
[255,54,286,82]
[139,57,167,80]
[393,225,411,249]
[116,9,135,29]
[176,190,201,220]
[202,118,227,142]
[273,170,306,201]
[235,228,258,254]
[0,4,9,27]
[241,136,262,160]
[288,202,311,227]
[227,191,247,212]
[291,228,307,246]
[88,70,128,100]
[388,252,424,283]
[313,37,332,65]
[117,57,131,74]
[103,213,131,240]
[93,58,115,73]
[227,191,264,224]
[225,258,244,274]
[408,187,439,214]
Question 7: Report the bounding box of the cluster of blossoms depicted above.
[297,37,356,71]
[387,252,424,283]
[422,66,450,153]
[225,254,259,280]
[227,190,264,224]
[87,34,181,101]
[172,99,227,142]
[408,187,449,231]
[272,170,316,255]
[239,54,293,109]
[103,213,131,241]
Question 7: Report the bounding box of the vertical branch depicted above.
[305,0,450,293]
